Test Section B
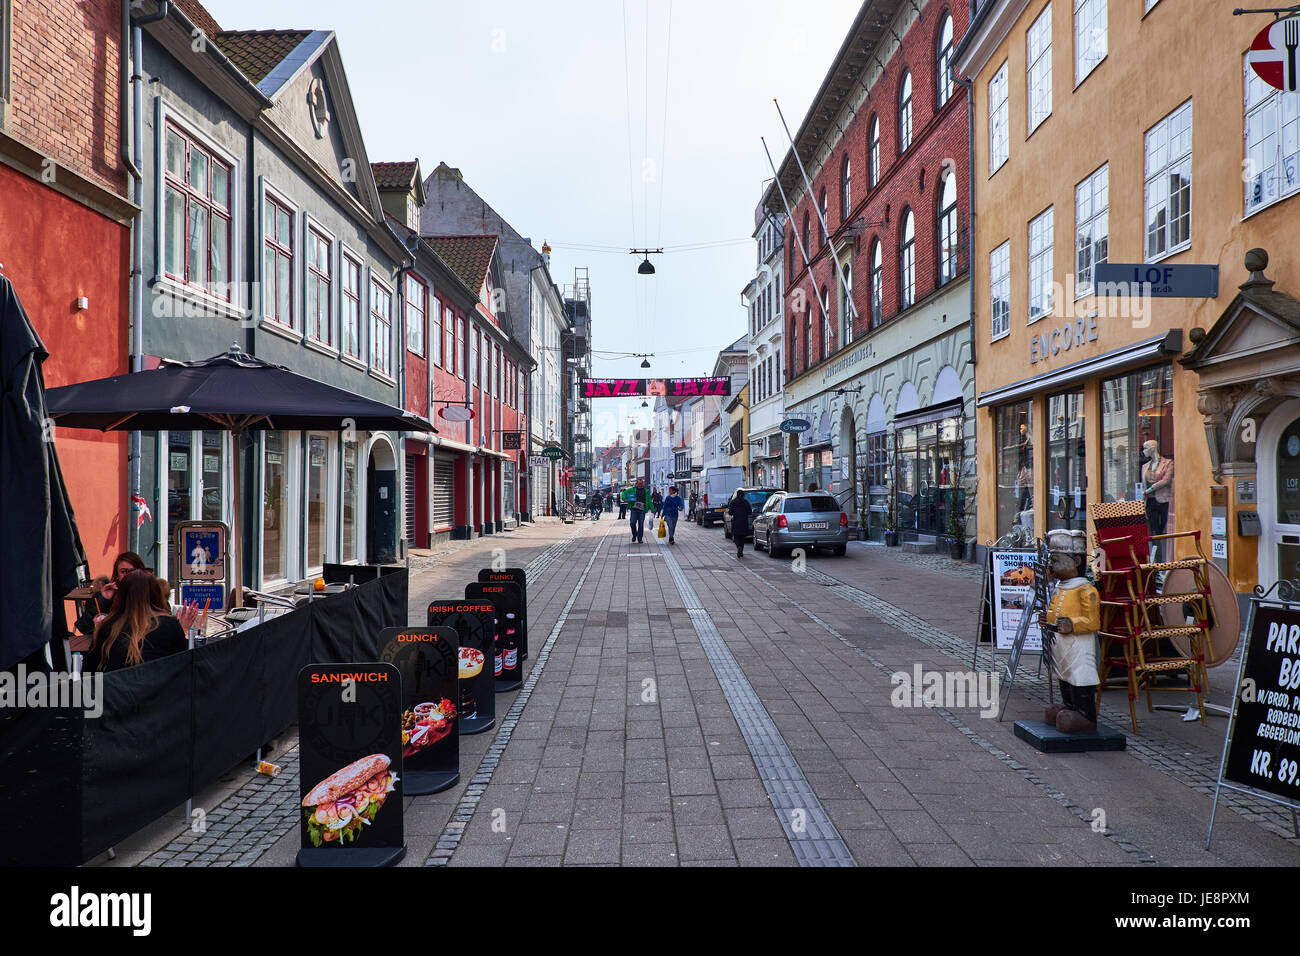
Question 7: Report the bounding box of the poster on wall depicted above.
[1223,604,1300,805]
[991,550,1042,652]
[296,662,405,867]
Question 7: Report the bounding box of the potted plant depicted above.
[883,493,899,547]
[945,507,967,560]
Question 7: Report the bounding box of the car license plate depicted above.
[802,521,828,530]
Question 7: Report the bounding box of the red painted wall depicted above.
[0,164,130,570]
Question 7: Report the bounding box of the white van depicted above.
[695,466,746,526]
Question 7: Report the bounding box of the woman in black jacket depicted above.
[727,489,753,558]
[74,550,147,638]
[86,571,198,671]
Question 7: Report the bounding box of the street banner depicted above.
[466,581,524,692]
[479,567,529,662]
[991,550,1043,652]
[296,662,405,867]
[582,377,730,399]
[1223,604,1300,803]
[377,627,460,795]
[425,602,498,735]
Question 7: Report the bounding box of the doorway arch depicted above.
[1256,398,1300,588]
[364,433,398,564]
[839,405,858,521]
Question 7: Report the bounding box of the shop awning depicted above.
[893,398,963,429]
[975,330,1182,408]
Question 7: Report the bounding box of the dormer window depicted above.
[407,195,418,230]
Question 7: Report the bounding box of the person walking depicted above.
[727,488,753,558]
[688,490,698,522]
[617,487,627,519]
[589,490,603,520]
[661,485,685,545]
[651,489,663,517]
[623,478,653,543]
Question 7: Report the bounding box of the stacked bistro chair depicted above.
[1089,500,1211,732]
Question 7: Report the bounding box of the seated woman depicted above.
[74,550,147,640]
[86,571,199,672]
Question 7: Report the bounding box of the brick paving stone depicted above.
[620,842,678,866]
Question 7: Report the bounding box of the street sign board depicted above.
[780,418,811,433]
[1093,263,1219,298]
[1248,17,1300,92]
[542,446,566,461]
[502,432,522,449]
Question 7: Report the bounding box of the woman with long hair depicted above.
[74,551,147,639]
[87,571,196,671]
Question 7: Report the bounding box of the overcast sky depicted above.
[210,0,859,444]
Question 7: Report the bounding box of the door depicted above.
[1272,415,1300,583]
[367,455,398,564]
[1047,390,1087,531]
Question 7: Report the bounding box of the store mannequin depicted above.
[1041,529,1100,734]
[1141,439,1173,537]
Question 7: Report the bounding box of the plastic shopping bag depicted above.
[657,518,667,538]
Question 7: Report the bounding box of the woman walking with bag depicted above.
[727,489,753,558]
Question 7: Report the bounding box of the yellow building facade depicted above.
[956,0,1300,595]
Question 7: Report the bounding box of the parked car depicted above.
[695,465,745,526]
[723,487,782,539]
[752,492,849,557]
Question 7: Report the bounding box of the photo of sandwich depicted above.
[302,754,398,848]
[401,699,455,758]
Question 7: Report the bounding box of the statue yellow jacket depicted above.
[1044,576,1100,686]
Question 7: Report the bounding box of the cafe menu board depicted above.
[466,582,524,692]
[1224,605,1300,805]
[425,602,497,735]
[478,567,529,661]
[377,627,460,795]
[296,662,405,867]
[991,550,1043,652]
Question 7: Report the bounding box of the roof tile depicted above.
[215,29,313,85]
[371,161,419,191]
[422,235,497,292]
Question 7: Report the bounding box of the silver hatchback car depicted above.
[752,493,849,557]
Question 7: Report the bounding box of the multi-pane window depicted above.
[898,71,913,153]
[457,317,466,380]
[900,209,916,309]
[370,278,392,377]
[868,116,880,187]
[936,14,955,107]
[341,254,361,360]
[1075,164,1109,293]
[1027,4,1052,133]
[1144,100,1192,260]
[405,276,426,355]
[262,195,293,326]
[471,328,479,388]
[802,214,811,265]
[990,240,1011,340]
[870,239,883,328]
[938,171,958,284]
[445,306,456,373]
[164,126,232,299]
[818,189,827,245]
[989,62,1009,173]
[306,228,331,345]
[1245,66,1299,214]
[839,260,853,346]
[841,155,852,219]
[1028,206,1054,319]
[1074,0,1106,84]
[803,308,812,369]
[820,285,832,357]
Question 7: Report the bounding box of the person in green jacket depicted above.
[623,478,653,543]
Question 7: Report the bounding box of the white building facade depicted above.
[744,205,787,488]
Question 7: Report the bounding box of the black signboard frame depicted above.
[1207,580,1300,847]
[296,662,406,867]
[478,567,529,662]
[466,582,524,692]
[377,627,461,795]
[425,602,497,735]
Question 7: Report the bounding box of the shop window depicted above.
[342,439,358,562]
[306,434,329,573]
[995,402,1034,539]
[866,430,890,540]
[167,430,192,580]
[1244,64,1300,215]
[262,431,290,584]
[895,417,963,536]
[1101,364,1174,538]
[201,432,223,522]
[1047,389,1086,532]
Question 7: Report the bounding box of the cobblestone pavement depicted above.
[108,514,1299,867]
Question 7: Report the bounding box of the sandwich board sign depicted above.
[479,567,529,662]
[466,581,524,692]
[425,601,497,735]
[377,627,460,795]
[296,662,405,867]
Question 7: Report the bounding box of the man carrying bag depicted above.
[623,478,653,543]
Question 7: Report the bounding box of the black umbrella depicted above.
[46,346,434,603]
[1,276,87,671]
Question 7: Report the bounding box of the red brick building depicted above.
[0,0,134,569]
[765,0,977,546]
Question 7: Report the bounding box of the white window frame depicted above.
[989,61,1009,174]
[1074,0,1106,86]
[259,178,300,340]
[1074,163,1108,296]
[368,272,396,383]
[899,70,914,154]
[339,243,366,369]
[936,13,955,108]
[900,209,916,309]
[258,429,301,590]
[838,256,854,346]
[990,240,1011,341]
[302,431,337,578]
[302,214,336,354]
[868,115,881,187]
[938,170,959,284]
[1028,206,1054,321]
[1244,64,1300,217]
[405,272,427,357]
[870,239,883,328]
[1027,4,1052,135]
[1144,99,1192,263]
[155,102,245,320]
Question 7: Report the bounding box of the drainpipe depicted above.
[126,1,169,555]
[953,65,977,557]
